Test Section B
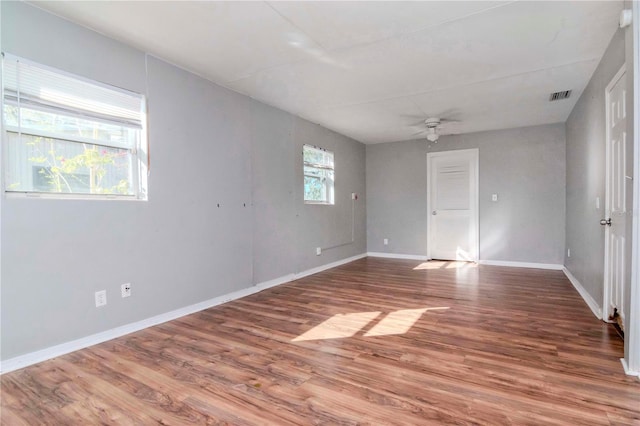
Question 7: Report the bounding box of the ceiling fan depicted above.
[406,113,460,143]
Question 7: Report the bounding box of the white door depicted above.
[427,149,479,261]
[603,65,627,329]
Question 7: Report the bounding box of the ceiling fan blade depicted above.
[400,114,426,120]
[434,108,461,119]
[408,121,426,128]
[400,114,427,126]
[419,108,462,122]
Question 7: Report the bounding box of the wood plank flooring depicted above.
[2,258,639,425]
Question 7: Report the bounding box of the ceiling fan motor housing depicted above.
[425,117,441,128]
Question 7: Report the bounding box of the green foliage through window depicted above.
[303,145,334,204]
[3,54,146,198]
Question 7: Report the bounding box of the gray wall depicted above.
[1,2,365,361]
[367,124,566,264]
[366,139,431,256]
[251,104,366,284]
[565,29,626,310]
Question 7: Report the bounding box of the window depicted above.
[303,144,334,204]
[2,54,147,199]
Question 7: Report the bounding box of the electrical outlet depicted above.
[567,248,571,258]
[384,238,388,245]
[351,192,357,200]
[492,194,498,202]
[121,283,131,298]
[316,247,322,256]
[95,290,107,307]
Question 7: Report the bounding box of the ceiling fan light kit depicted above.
[426,128,440,142]
[425,117,442,142]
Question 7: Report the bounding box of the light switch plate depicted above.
[95,290,107,307]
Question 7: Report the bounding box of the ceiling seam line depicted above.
[313,57,601,111]
[314,0,521,56]
[226,0,520,84]
[264,1,330,52]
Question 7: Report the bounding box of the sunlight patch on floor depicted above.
[292,307,450,342]
[364,307,449,337]
[292,311,381,342]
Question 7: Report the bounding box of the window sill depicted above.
[304,201,334,205]
[5,191,147,201]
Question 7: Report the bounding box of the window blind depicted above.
[3,54,144,129]
[2,54,148,198]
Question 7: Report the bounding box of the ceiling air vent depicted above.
[549,90,572,101]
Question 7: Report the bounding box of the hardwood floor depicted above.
[2,257,639,425]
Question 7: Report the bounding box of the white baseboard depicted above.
[0,253,367,375]
[621,358,640,377]
[367,255,564,270]
[255,273,295,290]
[294,253,367,279]
[367,252,428,261]
[478,260,563,270]
[255,253,367,288]
[562,267,603,320]
[0,285,259,375]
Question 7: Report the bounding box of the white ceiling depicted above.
[31,1,623,144]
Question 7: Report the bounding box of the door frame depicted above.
[626,0,640,376]
[426,148,479,262]
[603,63,626,325]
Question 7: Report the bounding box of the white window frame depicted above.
[1,53,148,201]
[303,144,334,205]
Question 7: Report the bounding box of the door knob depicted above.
[432,211,437,215]
[600,218,612,226]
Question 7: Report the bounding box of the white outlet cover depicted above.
[121,283,131,298]
[384,238,388,245]
[316,247,322,255]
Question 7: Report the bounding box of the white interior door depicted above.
[427,149,479,261]
[604,65,627,328]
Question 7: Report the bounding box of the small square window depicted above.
[303,144,334,205]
